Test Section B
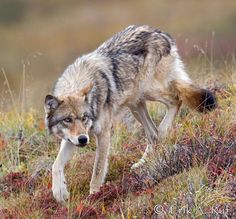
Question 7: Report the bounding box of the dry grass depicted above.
[1,0,236,110]
[0,65,235,218]
[0,2,235,218]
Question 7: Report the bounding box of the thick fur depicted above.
[44,25,217,204]
[172,80,217,112]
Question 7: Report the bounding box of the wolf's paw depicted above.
[52,183,69,205]
[89,186,100,195]
[131,158,146,170]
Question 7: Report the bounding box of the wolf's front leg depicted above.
[90,129,111,194]
[52,139,75,204]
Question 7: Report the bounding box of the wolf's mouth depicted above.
[67,139,87,147]
[76,143,87,147]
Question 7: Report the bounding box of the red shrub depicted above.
[0,172,36,198]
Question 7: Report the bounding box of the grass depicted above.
[1,2,235,217]
[0,64,236,218]
[0,52,236,219]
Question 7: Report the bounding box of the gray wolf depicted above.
[44,25,217,204]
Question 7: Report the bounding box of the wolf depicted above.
[44,25,217,204]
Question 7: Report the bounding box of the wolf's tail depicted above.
[173,80,217,112]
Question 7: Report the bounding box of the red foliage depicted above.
[227,123,236,139]
[0,171,68,218]
[88,184,122,204]
[207,146,236,185]
[35,189,68,219]
[1,120,235,218]
[0,172,35,198]
[122,139,146,152]
[72,172,149,218]
[87,172,147,204]
[74,205,99,218]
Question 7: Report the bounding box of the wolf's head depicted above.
[44,83,93,147]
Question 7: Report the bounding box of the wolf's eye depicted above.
[63,117,73,123]
[81,114,88,122]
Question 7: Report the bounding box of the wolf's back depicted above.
[97,25,172,60]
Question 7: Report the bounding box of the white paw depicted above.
[131,158,145,170]
[89,186,100,195]
[52,183,69,204]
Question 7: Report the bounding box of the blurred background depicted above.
[0,0,235,112]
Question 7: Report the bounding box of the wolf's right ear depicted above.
[44,95,61,113]
[80,82,94,97]
[80,82,94,102]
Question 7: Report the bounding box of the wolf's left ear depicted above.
[44,95,61,113]
[80,82,93,99]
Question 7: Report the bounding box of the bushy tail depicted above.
[173,80,217,112]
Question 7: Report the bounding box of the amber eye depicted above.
[63,117,73,123]
[81,114,88,122]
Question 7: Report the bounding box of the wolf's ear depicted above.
[80,82,93,99]
[44,95,61,113]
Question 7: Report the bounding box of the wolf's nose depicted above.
[78,135,88,145]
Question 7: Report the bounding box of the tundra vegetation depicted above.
[0,1,236,218]
[0,61,235,218]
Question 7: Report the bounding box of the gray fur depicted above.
[45,25,217,203]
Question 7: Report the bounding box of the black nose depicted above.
[78,135,88,145]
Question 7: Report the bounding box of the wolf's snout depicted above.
[78,135,88,146]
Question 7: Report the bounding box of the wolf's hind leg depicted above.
[157,101,181,140]
[129,102,158,169]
